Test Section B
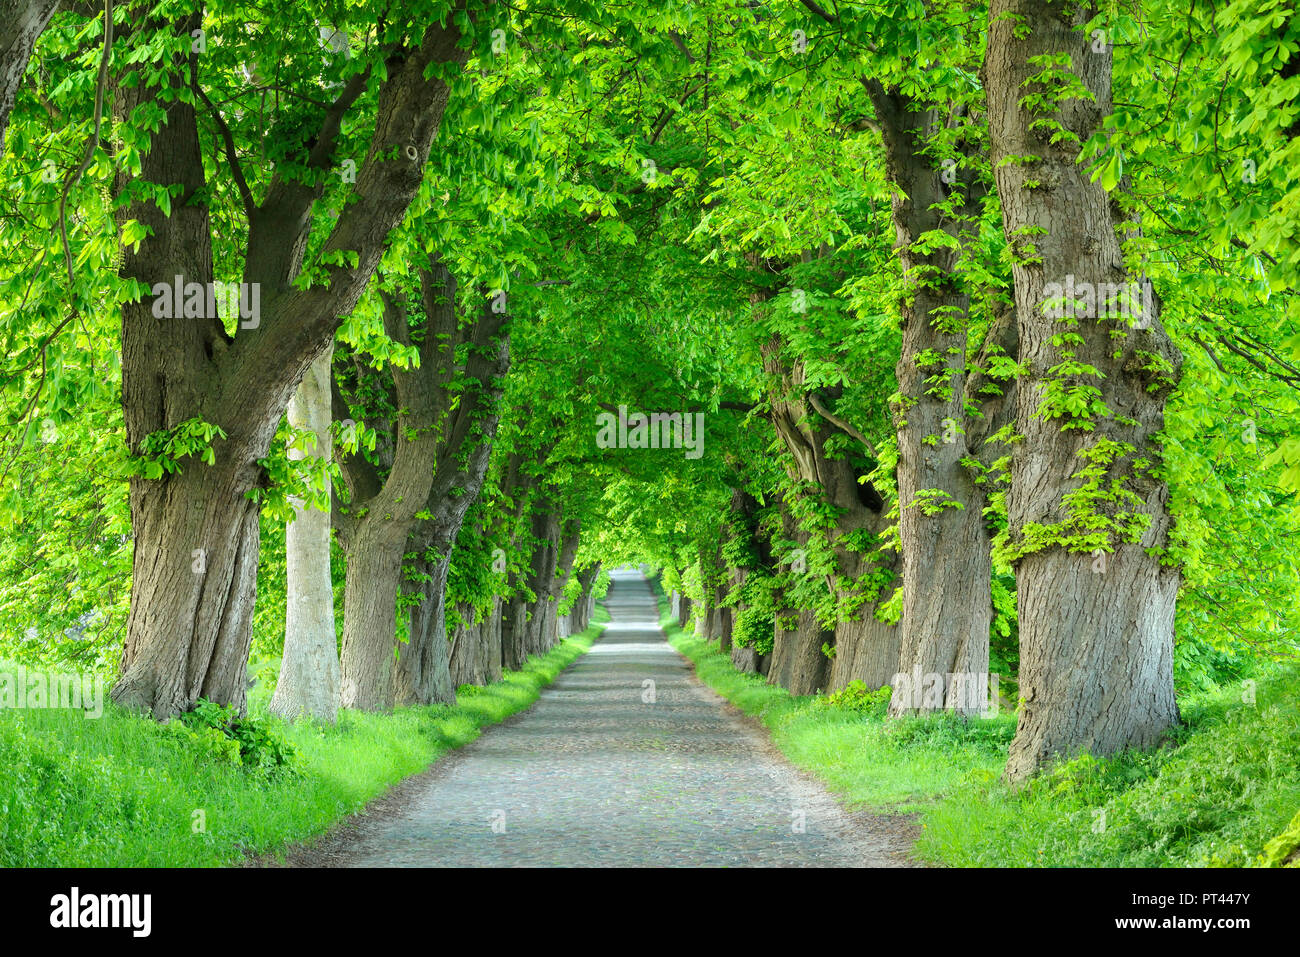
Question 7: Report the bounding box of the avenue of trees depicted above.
[0,0,1297,784]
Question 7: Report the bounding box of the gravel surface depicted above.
[273,568,919,867]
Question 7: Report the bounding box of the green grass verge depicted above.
[0,605,607,867]
[654,582,1300,867]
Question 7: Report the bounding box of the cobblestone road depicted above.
[292,568,915,867]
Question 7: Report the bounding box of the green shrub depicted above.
[821,680,891,716]
[178,699,298,774]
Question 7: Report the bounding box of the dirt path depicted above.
[275,568,918,867]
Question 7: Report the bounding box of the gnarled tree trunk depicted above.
[522,506,560,656]
[570,565,600,633]
[768,608,833,695]
[110,12,470,720]
[760,332,901,693]
[862,81,1000,717]
[337,525,406,711]
[984,0,1182,781]
[766,499,832,695]
[712,606,732,652]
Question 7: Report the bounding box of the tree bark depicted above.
[548,521,581,641]
[501,593,530,671]
[571,565,600,633]
[0,0,61,155]
[768,607,833,695]
[396,550,456,706]
[676,593,692,631]
[451,595,503,686]
[484,596,503,681]
[731,643,760,673]
[984,0,1182,781]
[269,347,339,722]
[716,607,732,652]
[522,506,560,656]
[111,11,258,718]
[495,455,538,672]
[447,603,477,687]
[337,526,405,711]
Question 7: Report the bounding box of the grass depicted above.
[656,585,1300,867]
[0,604,607,867]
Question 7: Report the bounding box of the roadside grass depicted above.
[654,585,1300,867]
[0,605,606,867]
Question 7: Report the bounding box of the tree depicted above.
[984,0,1182,781]
[111,3,474,719]
[332,260,507,711]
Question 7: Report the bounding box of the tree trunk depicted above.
[766,499,832,695]
[712,607,731,651]
[760,335,902,693]
[888,450,990,715]
[547,523,581,644]
[494,456,538,672]
[394,550,455,706]
[111,13,260,718]
[484,596,503,681]
[830,615,901,691]
[448,601,500,688]
[114,461,262,718]
[447,604,477,687]
[767,608,833,695]
[269,347,340,722]
[731,644,760,673]
[694,603,711,639]
[519,505,560,657]
[455,597,503,685]
[860,81,998,717]
[570,566,599,633]
[984,0,1182,781]
[0,0,61,155]
[338,528,405,711]
[501,594,529,671]
[335,264,460,712]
